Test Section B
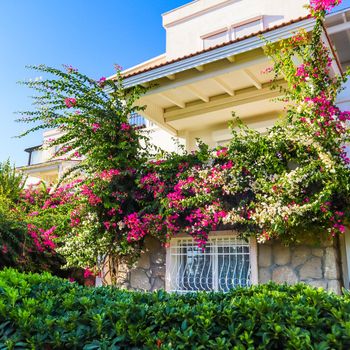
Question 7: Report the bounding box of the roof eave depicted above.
[24,145,42,153]
[123,17,315,89]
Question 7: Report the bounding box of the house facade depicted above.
[19,115,180,184]
[108,0,350,294]
[17,128,80,185]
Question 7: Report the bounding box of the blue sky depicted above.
[0,0,190,166]
[0,0,349,166]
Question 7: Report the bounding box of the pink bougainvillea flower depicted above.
[98,169,120,181]
[310,0,342,13]
[107,207,116,216]
[73,151,81,158]
[114,63,123,71]
[83,268,94,279]
[64,65,78,73]
[121,123,131,131]
[221,160,233,170]
[98,76,106,87]
[64,97,77,108]
[92,123,101,132]
[216,147,228,157]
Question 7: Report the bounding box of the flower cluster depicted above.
[15,0,350,282]
[64,97,77,108]
[27,224,57,252]
[309,0,342,14]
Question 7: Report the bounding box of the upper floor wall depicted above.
[162,0,309,60]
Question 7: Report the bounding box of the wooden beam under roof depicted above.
[243,69,262,89]
[160,92,186,108]
[185,85,209,102]
[214,77,235,96]
[164,81,286,122]
[195,65,205,72]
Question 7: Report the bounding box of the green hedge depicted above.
[0,269,350,349]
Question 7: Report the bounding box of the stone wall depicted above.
[113,235,343,294]
[114,236,166,291]
[258,237,342,294]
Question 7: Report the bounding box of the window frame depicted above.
[165,230,258,292]
[201,27,229,50]
[229,16,264,41]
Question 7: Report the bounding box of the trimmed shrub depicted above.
[0,269,350,349]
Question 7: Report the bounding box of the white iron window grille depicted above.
[167,235,252,292]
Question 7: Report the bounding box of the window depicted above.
[202,29,228,50]
[166,232,257,292]
[30,150,43,165]
[230,17,264,40]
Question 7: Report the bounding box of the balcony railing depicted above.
[129,113,146,128]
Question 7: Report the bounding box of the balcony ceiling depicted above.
[136,49,285,133]
[125,17,340,135]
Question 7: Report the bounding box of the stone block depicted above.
[259,267,272,284]
[306,279,327,290]
[320,237,334,248]
[324,247,340,280]
[272,266,298,284]
[311,248,324,257]
[151,277,165,291]
[273,244,291,265]
[145,236,161,251]
[258,244,272,268]
[151,265,166,278]
[295,235,319,246]
[137,252,150,270]
[291,246,311,267]
[327,280,341,295]
[130,269,151,290]
[299,257,322,280]
[151,251,166,265]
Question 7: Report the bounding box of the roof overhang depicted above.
[122,17,316,89]
[24,145,42,153]
[108,16,342,140]
[17,160,78,173]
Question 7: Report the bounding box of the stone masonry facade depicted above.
[115,235,342,294]
[258,237,342,294]
[114,237,166,291]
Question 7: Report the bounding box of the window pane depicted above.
[30,150,43,165]
[170,236,251,292]
[177,241,213,291]
[218,245,251,291]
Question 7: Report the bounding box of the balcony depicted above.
[129,113,146,128]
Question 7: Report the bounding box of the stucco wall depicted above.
[163,0,309,59]
[115,235,342,294]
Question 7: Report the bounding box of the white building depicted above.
[104,0,350,293]
[18,128,80,184]
[19,114,181,184]
[20,0,350,292]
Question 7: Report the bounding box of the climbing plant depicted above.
[15,0,350,283]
